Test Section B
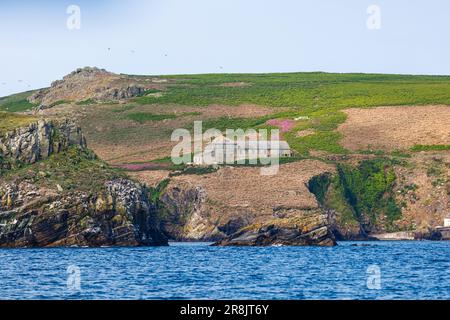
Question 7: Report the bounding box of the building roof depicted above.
[209,139,291,150]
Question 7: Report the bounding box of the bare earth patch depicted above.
[297,128,315,137]
[217,82,251,88]
[338,105,450,151]
[170,160,335,221]
[128,170,171,187]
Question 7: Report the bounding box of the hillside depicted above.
[1,67,449,244]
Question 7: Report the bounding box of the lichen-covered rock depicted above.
[0,118,86,165]
[28,67,146,108]
[158,183,224,240]
[0,118,167,247]
[213,211,336,246]
[0,179,168,247]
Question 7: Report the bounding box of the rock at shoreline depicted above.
[213,211,336,246]
[0,178,168,247]
[0,119,167,247]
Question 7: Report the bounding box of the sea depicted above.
[0,241,448,300]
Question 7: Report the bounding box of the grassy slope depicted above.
[0,90,39,112]
[3,72,450,156]
[0,111,37,134]
[1,146,126,192]
[133,72,450,155]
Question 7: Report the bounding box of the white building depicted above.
[193,136,292,165]
[444,217,450,228]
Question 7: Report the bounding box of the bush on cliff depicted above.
[337,159,401,229]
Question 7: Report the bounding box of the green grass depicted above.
[411,144,450,152]
[76,98,97,105]
[3,72,450,156]
[2,146,126,192]
[0,91,39,112]
[131,72,450,155]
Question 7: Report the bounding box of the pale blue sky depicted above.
[1,0,450,96]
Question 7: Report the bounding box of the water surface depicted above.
[0,241,448,300]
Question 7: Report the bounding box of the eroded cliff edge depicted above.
[0,117,167,247]
[145,162,338,246]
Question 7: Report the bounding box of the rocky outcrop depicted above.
[149,162,339,245]
[0,179,167,247]
[0,118,86,165]
[28,67,146,108]
[158,183,224,241]
[0,118,167,247]
[214,211,336,246]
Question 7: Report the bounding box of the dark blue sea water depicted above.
[0,241,448,300]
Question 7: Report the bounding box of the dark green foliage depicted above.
[307,173,332,205]
[337,159,401,227]
[149,178,170,203]
[308,159,402,232]
[411,144,450,152]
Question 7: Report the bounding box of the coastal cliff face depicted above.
[151,162,338,246]
[0,118,86,166]
[0,118,167,247]
[0,178,167,247]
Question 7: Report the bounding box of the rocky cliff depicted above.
[150,162,338,246]
[214,210,336,246]
[0,178,167,247]
[0,118,86,166]
[0,117,167,247]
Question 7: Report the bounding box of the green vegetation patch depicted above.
[76,98,97,105]
[0,91,39,112]
[337,159,401,229]
[149,178,170,203]
[411,144,450,152]
[132,72,450,156]
[308,159,402,232]
[2,146,126,193]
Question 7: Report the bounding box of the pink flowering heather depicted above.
[265,119,295,132]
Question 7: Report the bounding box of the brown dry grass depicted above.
[394,152,450,230]
[338,105,450,151]
[169,160,335,223]
[82,103,276,163]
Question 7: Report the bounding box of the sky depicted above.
[1,0,450,97]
